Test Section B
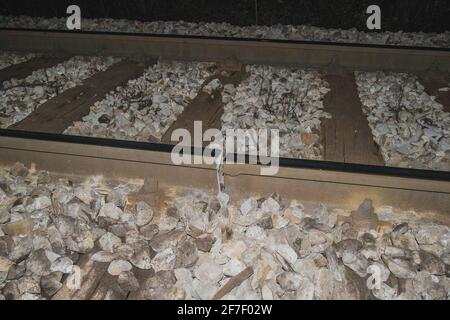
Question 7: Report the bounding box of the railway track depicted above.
[0,28,448,218]
[0,29,449,300]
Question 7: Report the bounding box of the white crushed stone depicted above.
[0,52,38,70]
[0,56,119,128]
[220,65,330,159]
[64,60,214,141]
[355,71,450,171]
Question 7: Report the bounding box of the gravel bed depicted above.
[0,162,448,300]
[355,71,450,171]
[0,15,449,48]
[219,65,330,159]
[64,60,214,142]
[0,52,38,71]
[0,56,119,129]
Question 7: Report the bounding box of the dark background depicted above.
[1,0,449,32]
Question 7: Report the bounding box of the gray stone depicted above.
[137,286,185,300]
[360,232,377,245]
[275,244,298,265]
[360,245,381,261]
[276,271,303,291]
[245,225,266,242]
[419,250,445,275]
[295,277,315,300]
[314,268,335,299]
[221,240,248,260]
[32,236,52,251]
[372,283,397,300]
[414,224,447,245]
[175,239,198,268]
[50,257,73,274]
[369,261,391,283]
[17,276,41,294]
[74,187,95,205]
[151,248,176,272]
[166,206,179,219]
[308,229,329,245]
[130,242,155,270]
[355,199,375,220]
[391,223,409,239]
[64,202,91,220]
[26,249,51,276]
[98,232,122,253]
[0,208,10,224]
[99,203,123,221]
[135,201,154,226]
[9,236,32,262]
[47,225,65,255]
[272,215,289,229]
[292,257,317,281]
[10,162,29,177]
[261,197,281,213]
[340,224,359,240]
[320,265,372,300]
[342,252,369,277]
[2,281,20,300]
[223,258,246,277]
[26,196,51,212]
[0,256,13,273]
[257,216,273,230]
[240,198,257,215]
[412,271,447,300]
[194,259,223,284]
[391,231,419,251]
[108,259,133,276]
[7,261,26,280]
[195,234,216,252]
[150,230,185,252]
[174,268,195,299]
[136,270,186,299]
[107,187,128,208]
[139,224,159,241]
[115,244,134,261]
[144,270,177,289]
[261,285,274,300]
[383,256,417,279]
[384,246,408,258]
[91,251,116,263]
[109,224,133,238]
[335,239,363,257]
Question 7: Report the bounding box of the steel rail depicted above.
[1,129,449,182]
[0,134,449,220]
[0,29,449,72]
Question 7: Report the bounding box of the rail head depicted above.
[0,133,449,217]
[0,133,449,192]
[0,29,449,73]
